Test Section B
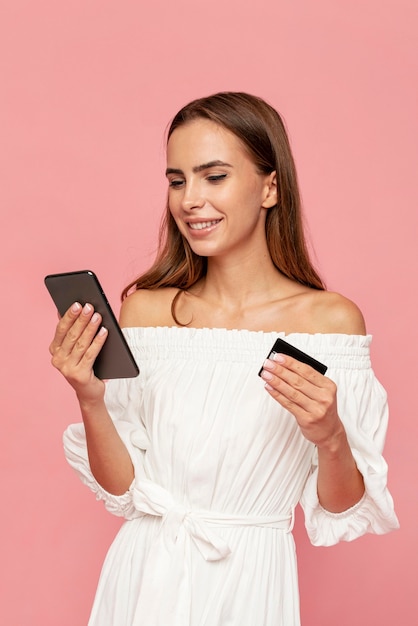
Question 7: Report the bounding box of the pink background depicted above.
[1,1,417,624]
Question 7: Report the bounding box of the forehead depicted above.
[166,119,250,165]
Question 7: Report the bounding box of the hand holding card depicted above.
[259,338,327,377]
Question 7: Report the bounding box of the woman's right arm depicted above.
[49,302,134,495]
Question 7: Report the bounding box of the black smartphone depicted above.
[258,337,327,376]
[45,270,139,380]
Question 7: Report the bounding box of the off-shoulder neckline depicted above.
[121,325,371,340]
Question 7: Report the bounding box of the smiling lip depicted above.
[188,219,222,231]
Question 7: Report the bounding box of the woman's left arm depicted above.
[260,292,368,512]
[260,355,365,512]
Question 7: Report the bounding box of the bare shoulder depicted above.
[119,287,179,328]
[310,290,366,335]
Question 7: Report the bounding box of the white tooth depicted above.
[190,220,218,230]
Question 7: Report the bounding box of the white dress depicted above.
[64,327,399,626]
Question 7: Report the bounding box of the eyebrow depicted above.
[165,160,233,176]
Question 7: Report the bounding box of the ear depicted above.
[261,171,277,209]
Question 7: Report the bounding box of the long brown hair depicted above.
[122,92,325,301]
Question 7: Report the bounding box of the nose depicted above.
[181,179,205,211]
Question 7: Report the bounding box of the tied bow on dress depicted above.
[131,478,294,625]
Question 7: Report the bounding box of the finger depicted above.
[51,314,108,376]
[272,353,324,386]
[264,383,312,419]
[77,325,108,370]
[50,303,99,367]
[68,312,102,361]
[261,359,337,417]
[58,303,98,355]
[59,321,108,376]
[261,368,312,412]
[49,302,82,355]
[261,357,321,402]
[65,310,103,363]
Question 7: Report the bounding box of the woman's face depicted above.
[166,119,276,261]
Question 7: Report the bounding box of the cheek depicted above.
[167,192,180,215]
[168,204,186,234]
[232,173,264,200]
[235,183,266,214]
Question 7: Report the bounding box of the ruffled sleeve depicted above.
[63,374,149,520]
[299,334,400,546]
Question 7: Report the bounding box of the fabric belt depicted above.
[130,478,293,625]
[133,477,293,561]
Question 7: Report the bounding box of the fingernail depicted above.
[91,313,100,324]
[261,369,273,381]
[262,359,275,370]
[71,302,81,313]
[272,353,285,363]
[82,303,92,315]
[98,326,107,336]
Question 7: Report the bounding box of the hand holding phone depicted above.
[45,270,139,379]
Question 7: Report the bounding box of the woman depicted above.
[50,92,399,625]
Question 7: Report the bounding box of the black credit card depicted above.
[259,338,327,376]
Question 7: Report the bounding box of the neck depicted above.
[194,251,289,308]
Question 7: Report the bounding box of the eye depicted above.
[168,179,185,188]
[207,174,227,184]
